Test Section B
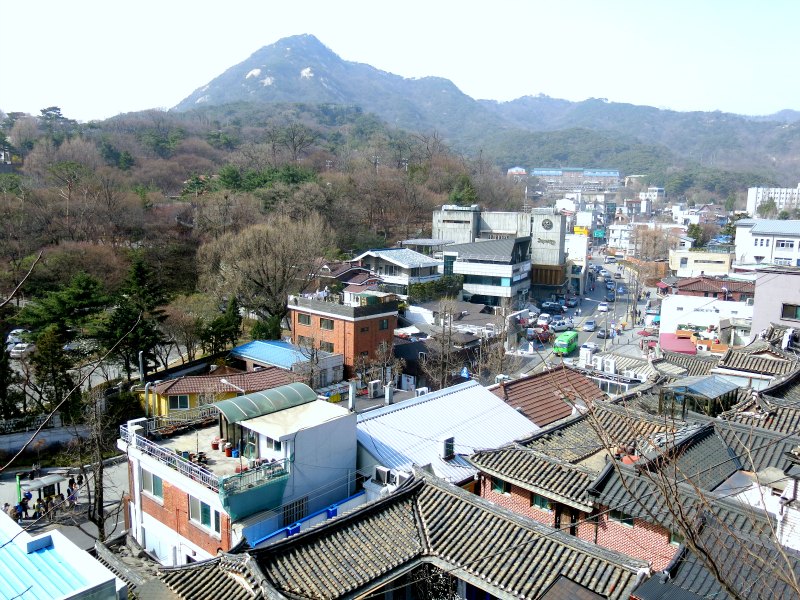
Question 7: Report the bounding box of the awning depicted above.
[656,281,669,290]
[213,382,317,424]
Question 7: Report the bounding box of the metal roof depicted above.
[664,375,740,399]
[230,340,335,370]
[352,248,442,269]
[442,237,530,262]
[736,218,800,236]
[356,380,538,483]
[213,382,317,424]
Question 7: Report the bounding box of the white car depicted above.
[582,320,597,332]
[550,319,574,332]
[9,342,34,359]
[599,269,610,278]
[597,302,609,313]
[581,342,600,351]
[5,328,28,345]
[536,313,552,326]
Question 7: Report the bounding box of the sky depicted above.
[2,1,799,123]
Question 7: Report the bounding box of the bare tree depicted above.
[198,212,332,323]
[420,298,462,391]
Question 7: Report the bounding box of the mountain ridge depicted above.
[173,34,800,181]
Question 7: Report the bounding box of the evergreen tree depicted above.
[0,348,22,419]
[29,325,78,419]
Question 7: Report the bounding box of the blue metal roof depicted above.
[231,340,332,370]
[0,528,87,599]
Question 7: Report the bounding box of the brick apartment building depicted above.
[287,293,399,378]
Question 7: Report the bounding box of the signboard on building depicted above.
[574,226,589,236]
[605,202,617,215]
[593,229,605,238]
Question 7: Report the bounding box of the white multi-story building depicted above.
[734,219,800,267]
[747,184,800,216]
[352,248,442,295]
[639,187,665,203]
[118,383,357,566]
[564,233,589,295]
[442,237,531,307]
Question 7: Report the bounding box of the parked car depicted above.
[9,342,34,359]
[598,302,609,312]
[599,269,610,278]
[541,301,567,313]
[604,293,615,303]
[527,327,552,343]
[597,329,611,339]
[582,319,597,332]
[614,272,622,279]
[581,342,599,351]
[564,297,578,308]
[606,281,615,290]
[536,313,552,326]
[550,319,574,332]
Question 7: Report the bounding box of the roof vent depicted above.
[442,437,455,460]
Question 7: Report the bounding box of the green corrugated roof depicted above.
[213,382,317,424]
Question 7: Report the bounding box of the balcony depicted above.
[119,423,289,496]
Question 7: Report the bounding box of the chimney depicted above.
[384,383,394,405]
[348,380,357,411]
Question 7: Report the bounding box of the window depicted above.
[491,476,511,494]
[319,341,334,353]
[782,304,800,320]
[283,496,308,526]
[679,257,688,268]
[379,318,389,330]
[775,258,792,266]
[297,335,312,346]
[360,326,369,333]
[418,351,427,361]
[264,436,282,452]
[754,239,759,247]
[297,313,311,326]
[670,531,684,546]
[189,496,221,534]
[777,239,794,249]
[320,318,334,330]
[141,469,163,500]
[609,509,634,527]
[530,492,552,511]
[168,395,189,410]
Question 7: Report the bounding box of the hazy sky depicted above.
[2,1,797,122]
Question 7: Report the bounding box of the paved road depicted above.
[520,258,651,373]
[0,458,130,548]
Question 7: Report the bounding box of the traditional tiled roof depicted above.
[152,367,298,396]
[253,474,645,599]
[763,368,800,402]
[715,347,797,376]
[659,351,720,376]
[719,379,800,434]
[159,553,269,599]
[489,365,606,427]
[589,462,772,537]
[713,418,800,473]
[631,514,799,600]
[357,380,537,483]
[523,402,676,467]
[468,446,596,511]
[673,276,754,294]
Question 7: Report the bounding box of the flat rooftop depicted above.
[159,426,242,478]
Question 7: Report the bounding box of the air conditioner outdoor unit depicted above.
[495,374,511,384]
[415,387,430,397]
[623,370,636,379]
[374,465,390,485]
[368,380,383,399]
[697,344,708,352]
[603,358,617,374]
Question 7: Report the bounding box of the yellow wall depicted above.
[137,390,238,417]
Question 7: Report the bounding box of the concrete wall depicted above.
[659,295,753,336]
[285,411,357,518]
[0,424,89,454]
[751,269,800,336]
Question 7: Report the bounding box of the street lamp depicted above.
[220,378,246,395]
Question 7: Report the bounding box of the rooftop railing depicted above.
[120,424,290,496]
[120,424,219,491]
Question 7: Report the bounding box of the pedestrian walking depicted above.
[46,496,55,521]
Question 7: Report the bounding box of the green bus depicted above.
[553,331,579,355]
